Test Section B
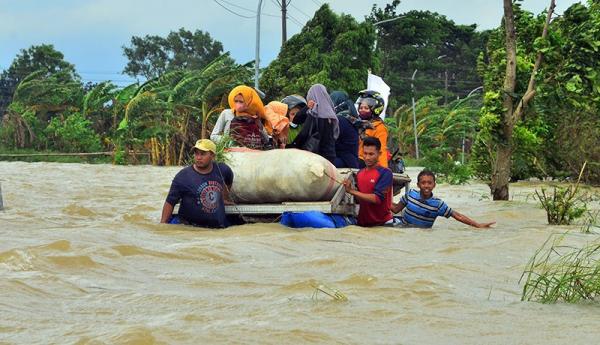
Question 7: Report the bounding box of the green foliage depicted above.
[473,2,600,184]
[369,1,486,107]
[45,112,102,153]
[260,4,377,99]
[122,28,224,79]
[117,53,251,165]
[387,95,481,184]
[0,44,78,116]
[535,186,588,225]
[421,147,473,185]
[535,162,591,225]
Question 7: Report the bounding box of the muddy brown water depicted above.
[1,162,599,344]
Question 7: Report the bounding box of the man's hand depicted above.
[391,201,405,214]
[342,178,354,193]
[452,211,496,229]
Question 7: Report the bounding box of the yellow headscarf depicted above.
[228,85,265,118]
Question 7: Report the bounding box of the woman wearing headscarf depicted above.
[227,85,271,150]
[290,84,338,163]
[281,94,307,144]
[330,90,359,169]
[263,101,290,148]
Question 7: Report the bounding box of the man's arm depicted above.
[210,112,226,142]
[223,184,234,205]
[391,200,406,214]
[451,211,496,228]
[160,201,175,223]
[342,179,381,204]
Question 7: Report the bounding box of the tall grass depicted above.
[520,232,600,303]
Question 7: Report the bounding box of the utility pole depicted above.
[444,70,448,105]
[411,69,419,160]
[255,0,263,91]
[0,182,4,211]
[281,0,288,45]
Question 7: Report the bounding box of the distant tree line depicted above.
[0,2,598,191]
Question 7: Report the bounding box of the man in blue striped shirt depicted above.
[391,170,495,228]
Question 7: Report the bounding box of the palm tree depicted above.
[115,53,252,165]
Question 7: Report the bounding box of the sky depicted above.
[0,0,581,86]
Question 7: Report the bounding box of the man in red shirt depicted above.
[343,136,394,227]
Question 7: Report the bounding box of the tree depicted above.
[535,2,600,183]
[1,69,84,150]
[369,1,487,107]
[122,28,224,79]
[471,0,555,200]
[260,4,377,100]
[0,44,78,118]
[117,53,251,165]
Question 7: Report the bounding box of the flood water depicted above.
[1,161,599,344]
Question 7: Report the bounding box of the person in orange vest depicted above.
[356,90,389,168]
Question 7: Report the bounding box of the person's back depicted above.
[334,114,359,168]
[330,90,359,169]
[290,84,338,163]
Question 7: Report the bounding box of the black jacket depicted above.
[290,110,337,163]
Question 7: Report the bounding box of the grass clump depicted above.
[535,162,589,225]
[520,233,600,303]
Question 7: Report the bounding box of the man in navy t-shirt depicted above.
[160,139,234,228]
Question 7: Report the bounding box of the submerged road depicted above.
[1,162,599,344]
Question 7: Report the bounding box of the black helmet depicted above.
[281,95,307,110]
[356,90,385,116]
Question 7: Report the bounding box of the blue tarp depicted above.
[280,211,356,229]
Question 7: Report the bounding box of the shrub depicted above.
[45,112,102,153]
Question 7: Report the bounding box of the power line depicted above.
[213,0,281,19]
[213,0,255,19]
[217,0,256,13]
[290,2,311,19]
[218,0,280,18]
[269,0,303,28]
[287,14,304,27]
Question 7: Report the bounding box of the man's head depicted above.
[191,139,216,170]
[417,170,436,198]
[362,136,381,168]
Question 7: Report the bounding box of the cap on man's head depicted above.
[192,139,216,154]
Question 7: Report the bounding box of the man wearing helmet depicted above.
[356,90,389,168]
